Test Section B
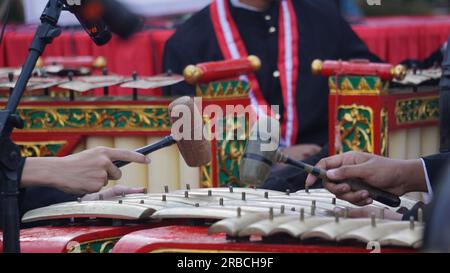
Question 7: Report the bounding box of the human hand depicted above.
[305,152,426,206]
[22,147,150,195]
[81,184,146,201]
[281,144,321,161]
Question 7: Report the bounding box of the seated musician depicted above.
[1,147,150,224]
[305,151,450,220]
[163,0,381,191]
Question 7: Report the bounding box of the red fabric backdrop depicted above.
[1,16,450,76]
[353,16,450,64]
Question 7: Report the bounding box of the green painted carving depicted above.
[337,105,374,153]
[329,75,387,94]
[196,80,250,98]
[16,106,170,131]
[215,116,249,187]
[18,142,66,157]
[395,97,439,124]
[68,239,118,253]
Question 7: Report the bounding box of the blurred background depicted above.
[1,0,450,77]
[360,0,450,16]
[4,0,450,24]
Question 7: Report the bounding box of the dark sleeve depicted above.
[1,158,79,227]
[19,187,79,218]
[422,152,450,189]
[262,143,329,192]
[162,38,196,96]
[401,153,450,222]
[337,12,382,63]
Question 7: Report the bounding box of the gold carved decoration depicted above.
[338,104,374,153]
[329,76,388,95]
[395,96,439,125]
[16,105,170,132]
[16,141,68,157]
[216,115,249,187]
[357,78,370,90]
[195,81,249,99]
[340,78,354,91]
[67,238,119,253]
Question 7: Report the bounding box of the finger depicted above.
[123,187,146,194]
[322,181,352,195]
[334,207,362,218]
[104,148,151,164]
[100,185,128,199]
[81,193,97,201]
[106,161,122,180]
[345,207,373,218]
[326,164,369,181]
[310,144,321,154]
[305,156,344,188]
[109,185,145,196]
[305,173,319,188]
[360,198,373,206]
[315,154,347,170]
[335,190,371,206]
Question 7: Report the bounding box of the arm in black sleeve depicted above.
[17,187,80,228]
[262,144,329,192]
[19,187,79,218]
[1,158,80,227]
[401,43,445,69]
[162,38,196,96]
[422,152,450,190]
[402,153,450,221]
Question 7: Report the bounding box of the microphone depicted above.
[239,116,401,207]
[113,96,211,168]
[239,116,281,186]
[64,0,143,46]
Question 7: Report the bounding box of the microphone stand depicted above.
[0,0,63,253]
[440,36,450,153]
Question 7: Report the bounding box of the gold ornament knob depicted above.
[36,57,44,68]
[183,65,203,85]
[391,64,407,81]
[311,59,323,75]
[248,55,261,71]
[92,56,107,68]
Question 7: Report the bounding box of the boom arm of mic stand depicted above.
[0,0,63,253]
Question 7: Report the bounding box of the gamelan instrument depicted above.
[0,56,442,253]
[315,58,441,160]
[10,187,422,253]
